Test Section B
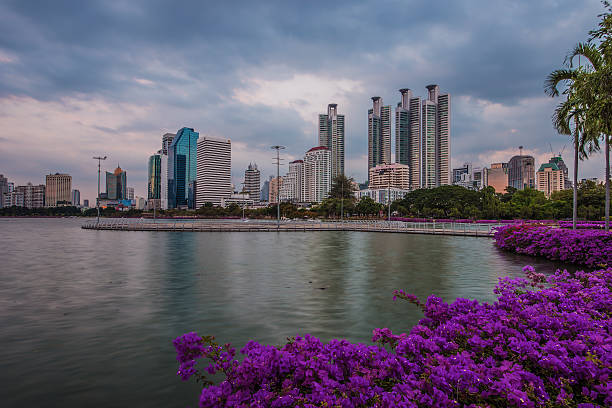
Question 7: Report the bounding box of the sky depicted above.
[0,0,608,203]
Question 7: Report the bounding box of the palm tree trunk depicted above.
[606,134,610,231]
[573,132,579,230]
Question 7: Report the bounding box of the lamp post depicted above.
[93,155,107,226]
[271,145,285,230]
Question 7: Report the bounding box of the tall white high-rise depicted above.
[394,85,450,189]
[302,147,331,203]
[196,136,232,207]
[368,97,392,172]
[244,163,260,203]
[318,104,345,179]
[280,160,303,203]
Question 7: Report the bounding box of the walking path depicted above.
[82,219,497,237]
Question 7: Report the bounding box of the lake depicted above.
[0,218,578,407]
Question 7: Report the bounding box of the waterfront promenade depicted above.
[82,219,498,237]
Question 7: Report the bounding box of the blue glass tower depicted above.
[168,127,199,208]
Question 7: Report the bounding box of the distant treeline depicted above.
[1,180,607,221]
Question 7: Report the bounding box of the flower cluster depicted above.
[494,224,612,267]
[174,267,612,407]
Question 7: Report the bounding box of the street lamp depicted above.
[93,155,107,226]
[271,145,285,230]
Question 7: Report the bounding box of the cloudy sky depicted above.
[0,0,607,202]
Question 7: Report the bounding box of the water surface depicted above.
[0,218,576,407]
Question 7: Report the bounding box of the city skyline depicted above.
[0,1,607,203]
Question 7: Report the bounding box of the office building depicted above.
[0,174,8,208]
[472,167,488,190]
[71,189,80,207]
[548,156,572,190]
[83,199,90,208]
[261,176,271,202]
[356,188,409,204]
[319,104,345,179]
[269,176,283,204]
[195,136,232,207]
[487,163,509,193]
[368,97,391,171]
[244,163,261,203]
[508,155,535,190]
[105,166,127,200]
[280,160,303,203]
[302,146,331,203]
[453,163,473,185]
[537,163,565,198]
[45,173,72,206]
[396,88,423,188]
[221,193,255,208]
[169,127,199,208]
[162,133,175,155]
[127,187,134,200]
[14,183,46,208]
[148,154,162,200]
[3,191,24,207]
[368,163,410,190]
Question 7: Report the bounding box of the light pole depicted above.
[271,145,285,230]
[93,155,107,226]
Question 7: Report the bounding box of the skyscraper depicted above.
[244,163,261,203]
[318,104,345,179]
[261,176,271,202]
[395,89,411,167]
[421,85,451,188]
[148,154,162,199]
[302,146,331,203]
[162,133,175,155]
[105,166,127,200]
[168,127,199,208]
[45,173,72,206]
[0,174,7,209]
[368,97,391,172]
[195,136,232,207]
[71,189,80,206]
[508,155,535,190]
[127,187,134,200]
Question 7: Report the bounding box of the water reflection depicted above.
[0,218,582,408]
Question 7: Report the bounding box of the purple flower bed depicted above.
[494,224,612,268]
[174,267,612,407]
[558,221,606,230]
[390,217,520,224]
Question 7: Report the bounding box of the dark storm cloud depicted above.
[0,0,606,199]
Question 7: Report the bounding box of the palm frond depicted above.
[566,42,604,71]
[544,69,576,97]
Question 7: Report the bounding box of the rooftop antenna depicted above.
[549,143,554,156]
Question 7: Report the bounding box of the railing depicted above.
[82,219,497,236]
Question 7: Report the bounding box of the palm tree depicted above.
[545,43,603,229]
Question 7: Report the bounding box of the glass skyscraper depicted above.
[148,154,161,199]
[168,127,199,208]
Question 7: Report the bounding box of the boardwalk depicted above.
[82,219,498,237]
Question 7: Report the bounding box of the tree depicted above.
[545,42,602,229]
[328,175,356,199]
